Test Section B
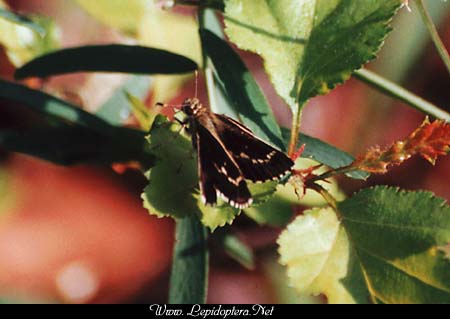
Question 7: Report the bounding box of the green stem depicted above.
[309,165,355,184]
[309,183,339,216]
[169,216,209,304]
[199,9,220,113]
[354,69,450,122]
[288,105,303,156]
[415,0,450,76]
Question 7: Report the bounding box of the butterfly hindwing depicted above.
[195,123,252,209]
[211,115,294,183]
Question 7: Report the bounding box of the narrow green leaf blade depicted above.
[201,29,286,151]
[339,186,450,304]
[15,45,198,79]
[221,233,255,270]
[204,0,225,11]
[0,80,111,133]
[125,92,155,131]
[169,216,209,304]
[0,126,153,166]
[0,8,45,36]
[281,127,369,180]
[95,75,152,125]
[0,79,155,166]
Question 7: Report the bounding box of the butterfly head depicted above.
[182,98,205,117]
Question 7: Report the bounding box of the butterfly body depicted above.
[181,98,294,209]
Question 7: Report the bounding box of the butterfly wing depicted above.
[212,114,294,183]
[195,123,252,209]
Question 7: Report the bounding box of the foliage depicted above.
[279,188,450,304]
[224,0,403,113]
[0,0,59,67]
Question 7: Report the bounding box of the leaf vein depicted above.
[355,245,450,295]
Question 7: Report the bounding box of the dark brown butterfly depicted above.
[179,98,294,209]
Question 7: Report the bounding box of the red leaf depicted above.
[352,118,450,174]
[290,144,306,162]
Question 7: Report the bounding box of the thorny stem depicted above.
[415,0,450,76]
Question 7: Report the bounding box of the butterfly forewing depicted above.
[211,114,294,183]
[196,123,252,209]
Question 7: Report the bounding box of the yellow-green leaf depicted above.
[224,0,402,109]
[279,187,450,304]
[278,207,357,303]
[75,0,150,35]
[0,2,59,66]
[126,92,158,131]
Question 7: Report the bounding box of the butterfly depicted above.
[177,98,294,209]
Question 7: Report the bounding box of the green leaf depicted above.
[142,116,199,219]
[95,75,152,125]
[201,29,286,151]
[281,127,369,180]
[279,187,450,304]
[278,207,359,304]
[125,92,156,131]
[263,255,322,304]
[0,126,154,166]
[199,204,241,232]
[0,80,154,166]
[0,8,45,36]
[15,45,198,79]
[224,0,402,109]
[201,0,225,11]
[244,158,346,227]
[141,116,239,230]
[169,215,209,304]
[244,192,295,227]
[219,232,255,270]
[338,186,450,304]
[0,80,111,133]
